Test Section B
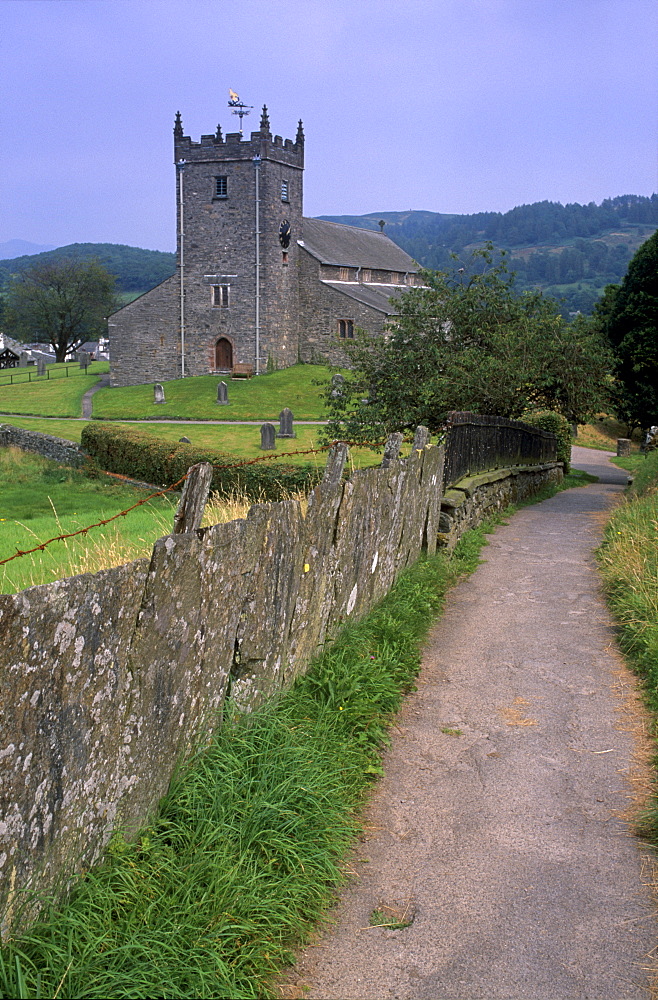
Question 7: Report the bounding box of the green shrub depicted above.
[80,423,324,500]
[523,410,571,472]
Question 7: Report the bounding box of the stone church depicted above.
[109,107,420,387]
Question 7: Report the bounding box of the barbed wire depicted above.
[0,475,189,567]
[0,438,395,567]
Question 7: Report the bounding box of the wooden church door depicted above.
[215,338,233,371]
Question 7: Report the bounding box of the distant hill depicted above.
[3,195,656,316]
[0,243,176,295]
[0,239,56,259]
[320,194,658,315]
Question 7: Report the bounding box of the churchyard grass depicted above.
[0,441,384,593]
[0,417,393,467]
[0,373,102,418]
[92,363,333,420]
[0,533,487,1000]
[0,360,109,388]
[0,417,87,443]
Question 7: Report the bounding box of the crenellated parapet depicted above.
[173,110,304,167]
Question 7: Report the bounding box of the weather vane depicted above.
[228,90,253,134]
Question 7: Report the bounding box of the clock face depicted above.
[279,220,291,249]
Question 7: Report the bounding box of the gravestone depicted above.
[217,381,229,405]
[260,422,276,450]
[78,351,89,369]
[330,373,345,399]
[37,359,47,376]
[154,384,166,404]
[277,407,295,438]
[179,436,191,444]
[617,438,632,457]
[18,352,29,368]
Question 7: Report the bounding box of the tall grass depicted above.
[0,532,487,1000]
[0,449,274,594]
[598,449,658,715]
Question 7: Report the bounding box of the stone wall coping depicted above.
[443,462,563,505]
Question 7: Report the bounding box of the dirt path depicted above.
[80,373,110,417]
[287,447,657,1000]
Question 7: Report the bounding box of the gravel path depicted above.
[288,447,657,1000]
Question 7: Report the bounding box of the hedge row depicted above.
[522,410,572,472]
[80,423,325,500]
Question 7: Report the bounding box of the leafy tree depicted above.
[4,259,118,362]
[322,248,613,443]
[593,231,658,429]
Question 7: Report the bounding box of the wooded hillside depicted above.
[321,194,658,315]
[0,243,176,296]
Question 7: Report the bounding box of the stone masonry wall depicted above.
[0,424,86,468]
[0,439,443,932]
[438,463,563,549]
[298,249,389,364]
[108,275,181,388]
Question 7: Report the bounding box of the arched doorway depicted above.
[215,337,233,371]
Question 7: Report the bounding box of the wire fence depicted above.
[0,363,101,387]
[442,411,557,488]
[1,418,558,570]
[0,440,387,568]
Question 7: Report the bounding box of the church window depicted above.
[338,319,354,339]
[281,180,289,202]
[339,267,349,281]
[361,269,371,282]
[211,284,230,307]
[214,176,228,199]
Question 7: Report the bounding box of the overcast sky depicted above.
[2,0,657,252]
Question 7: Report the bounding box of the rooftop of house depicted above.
[320,280,410,314]
[0,334,24,356]
[300,218,418,272]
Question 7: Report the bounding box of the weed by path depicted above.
[597,450,658,847]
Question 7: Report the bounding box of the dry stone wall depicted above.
[0,424,86,468]
[0,438,444,932]
[439,463,563,549]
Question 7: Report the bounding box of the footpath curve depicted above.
[289,447,657,1000]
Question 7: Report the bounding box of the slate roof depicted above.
[321,281,409,314]
[0,334,24,356]
[300,218,418,272]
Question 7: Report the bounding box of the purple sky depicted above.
[2,0,657,252]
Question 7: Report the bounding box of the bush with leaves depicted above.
[522,410,572,472]
[322,247,613,444]
[592,231,658,430]
[5,258,118,362]
[81,423,323,500]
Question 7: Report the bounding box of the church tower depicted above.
[173,107,305,375]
